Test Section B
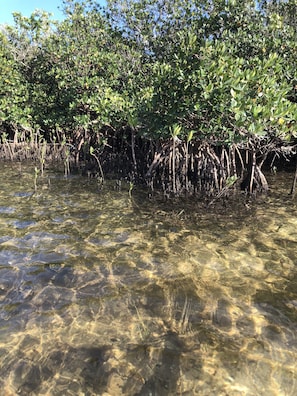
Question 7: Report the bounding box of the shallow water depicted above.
[0,162,297,395]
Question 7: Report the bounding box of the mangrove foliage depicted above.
[0,0,297,196]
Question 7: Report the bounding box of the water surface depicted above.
[0,163,297,395]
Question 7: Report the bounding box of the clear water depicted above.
[0,162,297,395]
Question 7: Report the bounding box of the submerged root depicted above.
[145,141,238,197]
[144,136,290,197]
[0,130,294,198]
[0,141,75,163]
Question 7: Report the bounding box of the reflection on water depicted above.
[0,163,297,395]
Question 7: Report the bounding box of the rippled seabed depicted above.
[0,163,297,395]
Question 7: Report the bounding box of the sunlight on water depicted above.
[0,163,297,395]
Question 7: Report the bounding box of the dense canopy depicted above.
[0,0,296,196]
